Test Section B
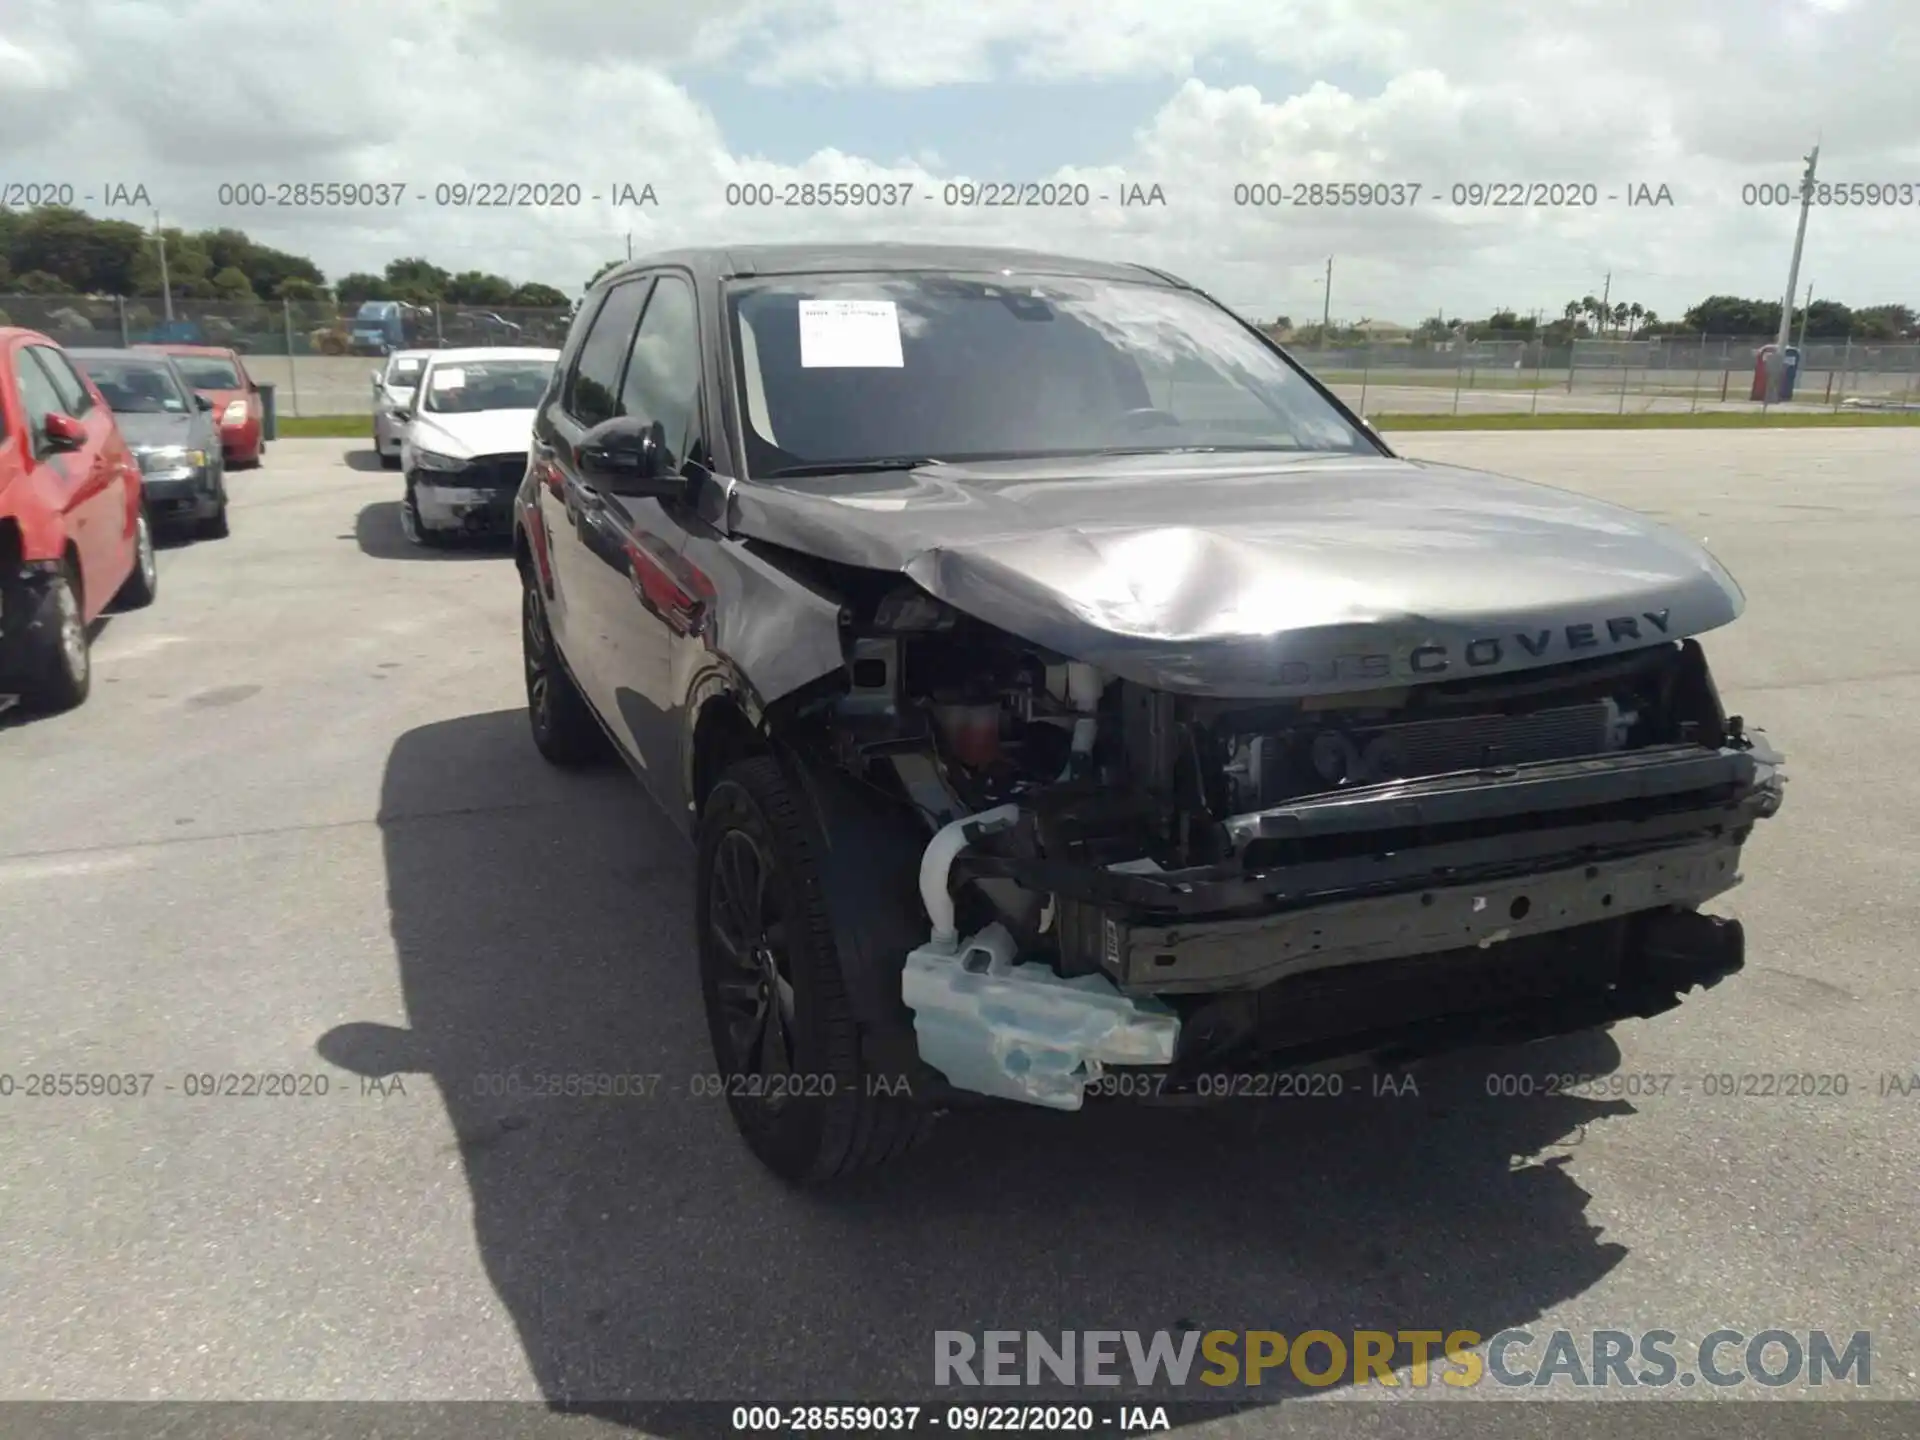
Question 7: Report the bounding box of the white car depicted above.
[396,346,559,547]
[371,350,431,467]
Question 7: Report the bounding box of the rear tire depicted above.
[697,756,935,1182]
[113,506,159,609]
[521,574,606,766]
[380,452,400,470]
[14,564,92,713]
[199,499,230,540]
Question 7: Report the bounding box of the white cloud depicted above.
[2,0,1916,321]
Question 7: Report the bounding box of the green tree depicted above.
[277,279,326,302]
[197,226,324,299]
[129,229,213,297]
[13,269,72,294]
[384,256,450,297]
[510,281,569,308]
[335,273,392,304]
[9,207,146,293]
[444,270,516,305]
[211,266,256,300]
[1850,304,1917,340]
[1799,299,1852,339]
[1683,295,1782,335]
[1480,309,1537,337]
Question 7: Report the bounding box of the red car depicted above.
[0,328,157,713]
[134,343,265,467]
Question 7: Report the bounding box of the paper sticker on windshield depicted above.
[798,301,904,368]
[430,368,465,389]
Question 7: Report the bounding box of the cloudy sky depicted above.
[3,0,1915,323]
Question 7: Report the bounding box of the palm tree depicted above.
[1627,302,1644,337]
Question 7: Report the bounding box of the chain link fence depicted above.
[5,295,1919,419]
[1283,335,1920,416]
[0,294,573,416]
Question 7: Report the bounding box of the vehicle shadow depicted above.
[319,708,1634,1430]
[344,448,393,473]
[0,618,114,729]
[353,502,510,562]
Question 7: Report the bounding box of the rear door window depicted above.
[565,279,652,428]
[14,349,69,454]
[29,346,95,417]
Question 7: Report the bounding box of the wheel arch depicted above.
[698,728,933,1084]
[688,686,767,820]
[62,536,84,610]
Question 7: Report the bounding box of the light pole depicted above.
[1768,145,1819,403]
[153,211,174,322]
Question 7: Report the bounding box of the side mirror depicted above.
[42,412,86,452]
[195,393,215,412]
[578,415,682,498]
[369,370,381,385]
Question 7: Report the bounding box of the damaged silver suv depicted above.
[512,243,1785,1182]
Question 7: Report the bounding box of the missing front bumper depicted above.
[1087,836,1744,994]
[415,483,515,533]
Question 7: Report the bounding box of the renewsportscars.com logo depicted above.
[933,1328,1872,1391]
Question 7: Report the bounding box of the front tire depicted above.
[199,495,230,540]
[697,756,934,1182]
[400,480,445,549]
[14,564,92,713]
[521,574,606,766]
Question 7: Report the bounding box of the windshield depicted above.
[74,358,191,414]
[385,358,424,388]
[421,359,553,414]
[172,357,243,390]
[726,272,1374,479]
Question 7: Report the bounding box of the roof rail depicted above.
[1129,263,1189,288]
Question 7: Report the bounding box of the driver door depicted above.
[18,344,126,611]
[570,271,709,803]
[532,276,654,743]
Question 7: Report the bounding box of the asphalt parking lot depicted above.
[1,433,1916,1417]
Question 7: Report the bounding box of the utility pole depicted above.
[1600,272,1611,336]
[1320,256,1332,335]
[1769,144,1819,401]
[153,211,174,322]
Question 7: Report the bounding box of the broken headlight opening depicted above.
[782,581,1783,1113]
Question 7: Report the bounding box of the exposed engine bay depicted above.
[772,567,1785,1112]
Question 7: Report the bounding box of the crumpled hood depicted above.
[407,408,538,459]
[730,451,1746,697]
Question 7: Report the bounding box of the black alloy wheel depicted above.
[696,757,934,1181]
[520,573,605,765]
